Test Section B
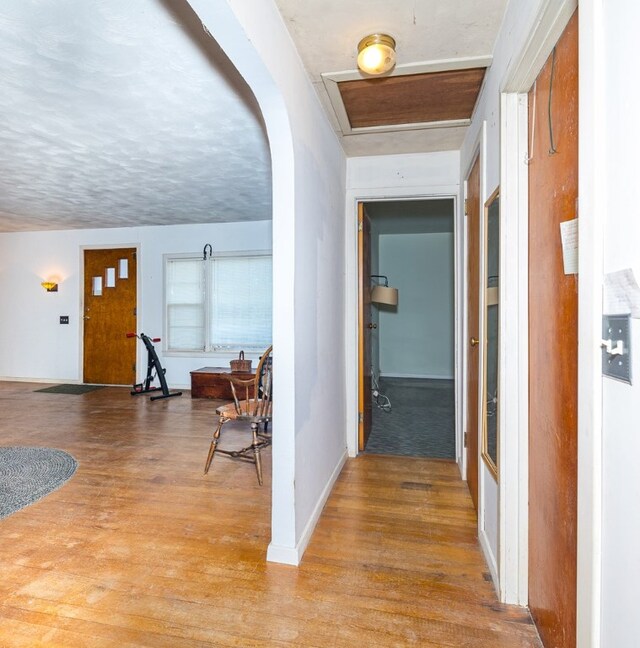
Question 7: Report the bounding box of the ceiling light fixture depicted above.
[357,33,396,76]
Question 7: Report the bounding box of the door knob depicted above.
[470,337,479,347]
[368,323,377,329]
[83,316,91,320]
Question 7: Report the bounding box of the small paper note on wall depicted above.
[604,268,640,318]
[560,218,579,274]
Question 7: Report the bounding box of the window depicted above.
[165,252,272,353]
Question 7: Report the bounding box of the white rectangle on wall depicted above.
[604,268,640,317]
[560,218,579,274]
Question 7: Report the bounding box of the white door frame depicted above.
[345,187,460,461]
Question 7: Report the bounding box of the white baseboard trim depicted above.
[380,372,454,380]
[0,376,192,390]
[265,543,299,566]
[267,448,348,566]
[479,526,500,597]
[0,376,80,384]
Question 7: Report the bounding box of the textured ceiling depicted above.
[274,0,508,156]
[0,1,510,233]
[0,0,271,232]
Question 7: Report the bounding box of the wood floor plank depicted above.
[0,382,540,647]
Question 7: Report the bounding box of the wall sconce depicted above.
[41,281,58,292]
[371,274,398,306]
[357,33,396,76]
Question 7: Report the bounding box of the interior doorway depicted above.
[358,198,456,458]
[83,247,138,385]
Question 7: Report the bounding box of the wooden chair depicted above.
[203,346,272,485]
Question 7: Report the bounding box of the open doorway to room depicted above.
[359,198,456,458]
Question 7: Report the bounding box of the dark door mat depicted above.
[35,384,104,395]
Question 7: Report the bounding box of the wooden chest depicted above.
[190,367,254,400]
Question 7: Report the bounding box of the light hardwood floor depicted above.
[0,382,541,647]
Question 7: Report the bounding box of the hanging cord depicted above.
[548,46,558,155]
[371,371,392,413]
[525,80,537,164]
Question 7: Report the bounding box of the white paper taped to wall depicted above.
[604,268,640,318]
[560,218,579,274]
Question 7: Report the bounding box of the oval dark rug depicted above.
[0,447,78,520]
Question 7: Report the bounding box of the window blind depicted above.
[165,254,272,353]
[166,258,205,351]
[209,255,272,350]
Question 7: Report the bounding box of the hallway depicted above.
[0,382,540,646]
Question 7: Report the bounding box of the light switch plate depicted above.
[602,314,631,384]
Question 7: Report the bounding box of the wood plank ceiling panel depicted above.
[338,67,486,128]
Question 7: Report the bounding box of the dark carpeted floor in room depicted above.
[366,377,455,459]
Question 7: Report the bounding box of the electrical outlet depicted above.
[60,316,69,325]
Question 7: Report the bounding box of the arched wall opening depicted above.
[184,0,348,564]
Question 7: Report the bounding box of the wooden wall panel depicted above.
[528,12,578,648]
[339,68,486,128]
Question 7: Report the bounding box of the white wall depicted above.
[187,0,347,565]
[378,232,454,378]
[0,221,271,386]
[598,3,640,645]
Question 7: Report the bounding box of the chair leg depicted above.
[251,422,263,486]
[204,416,225,475]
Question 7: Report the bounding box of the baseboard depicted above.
[265,543,299,566]
[479,526,500,597]
[0,376,191,390]
[0,376,80,384]
[267,448,348,566]
[380,372,454,380]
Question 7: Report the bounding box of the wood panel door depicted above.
[466,155,481,511]
[528,11,578,648]
[83,248,137,385]
[358,203,373,451]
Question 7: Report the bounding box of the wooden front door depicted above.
[528,11,579,648]
[83,248,137,385]
[358,203,373,451]
[465,155,481,511]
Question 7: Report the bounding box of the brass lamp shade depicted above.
[41,281,58,292]
[371,285,398,306]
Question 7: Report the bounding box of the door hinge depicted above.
[133,307,137,316]
[464,431,468,448]
[358,221,363,232]
[464,199,468,216]
[358,412,364,424]
[133,251,137,260]
[132,363,136,372]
